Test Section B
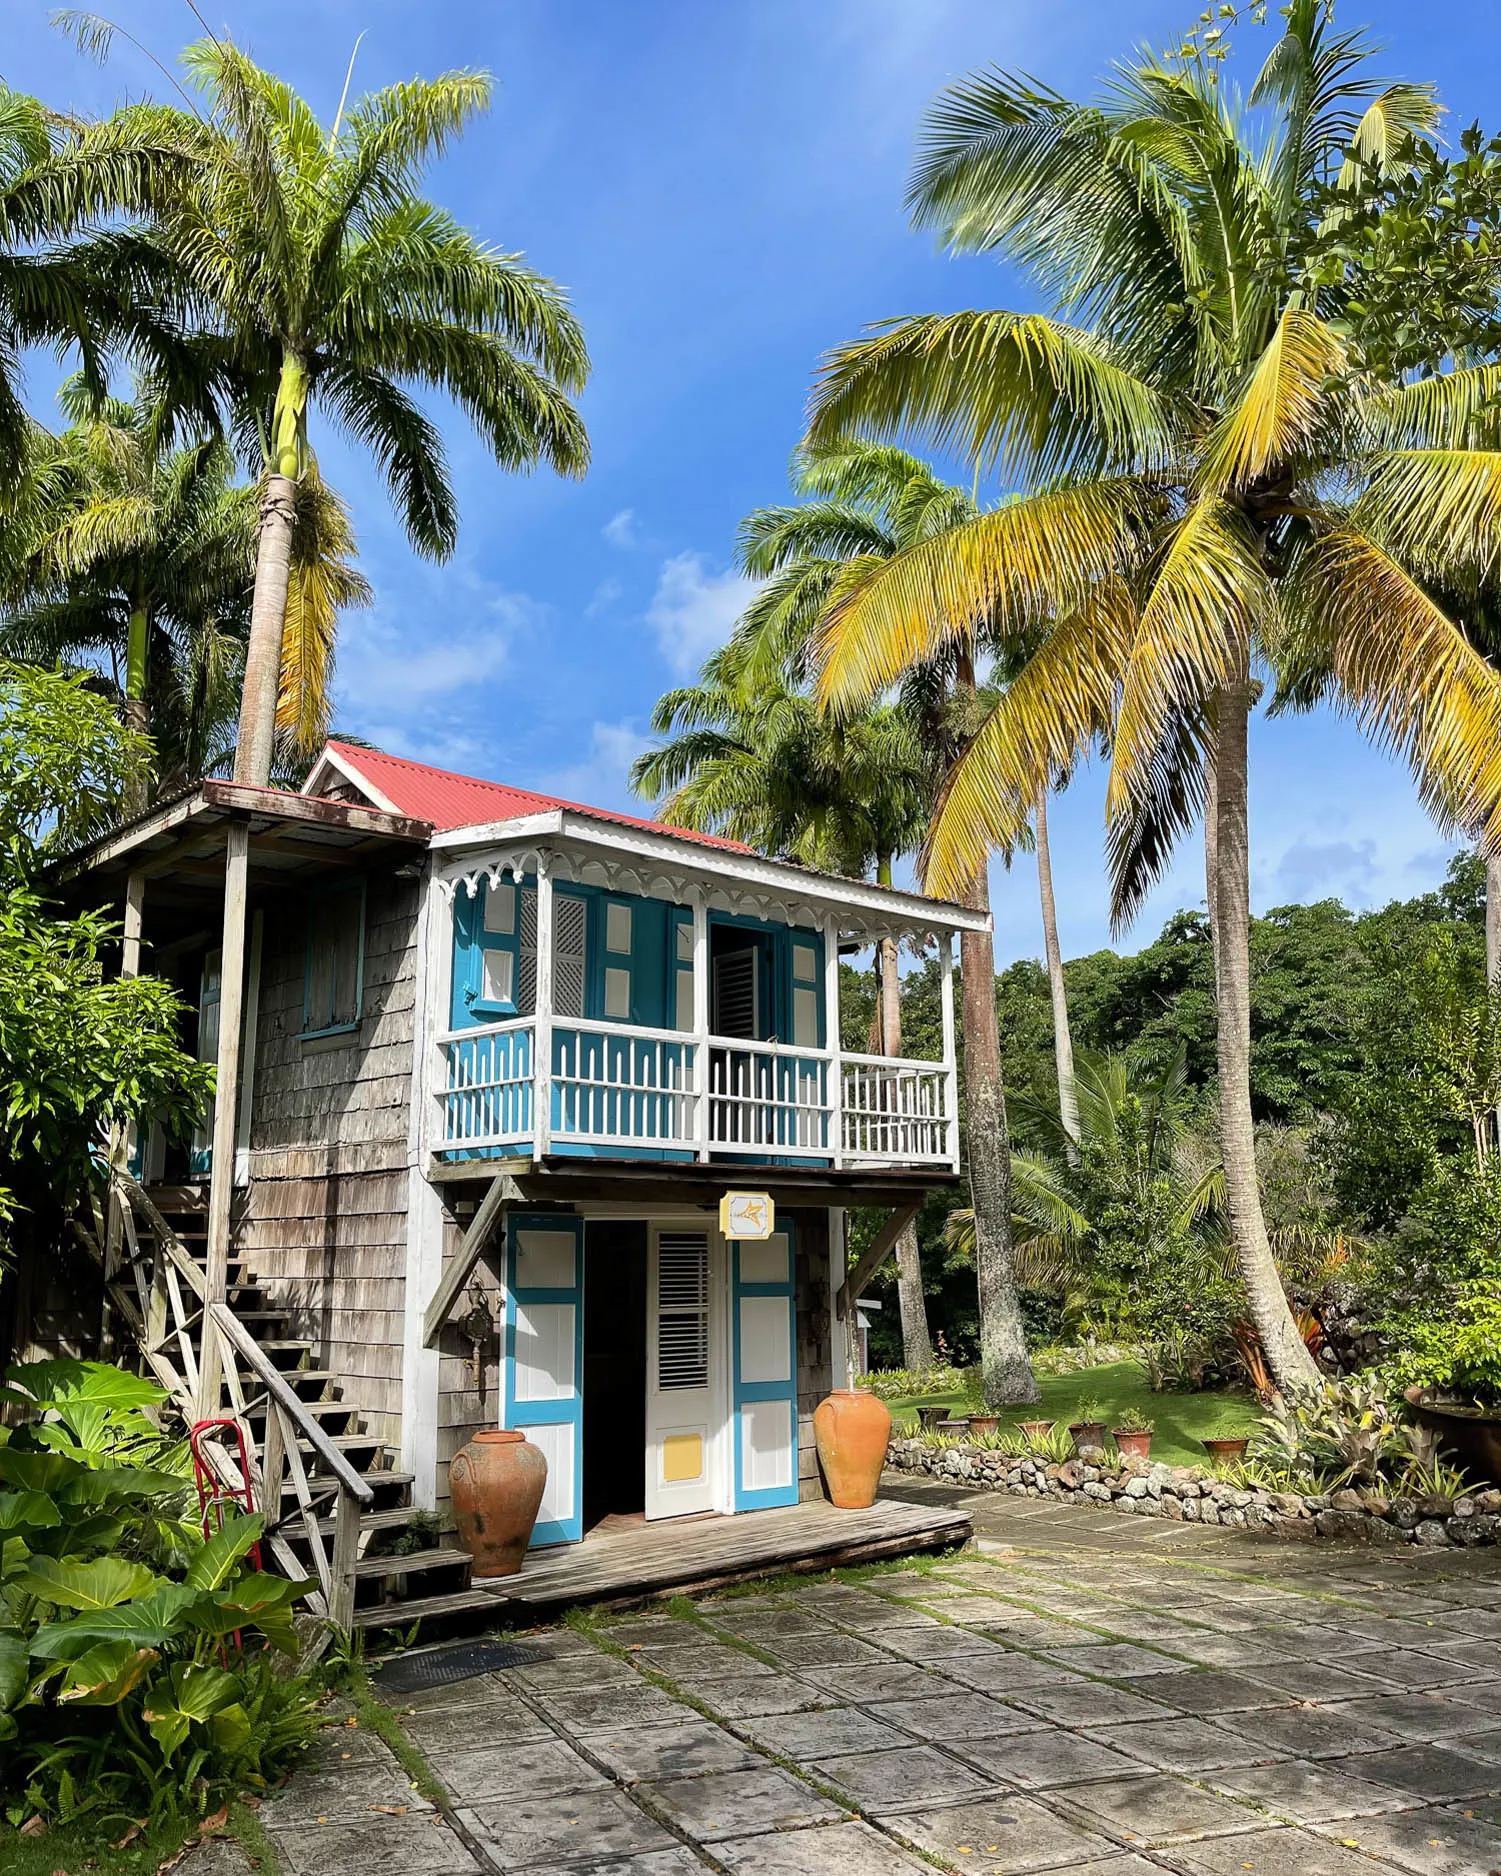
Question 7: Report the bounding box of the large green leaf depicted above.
[209,1701,252,1755]
[0,1447,85,1492]
[170,1662,241,1720]
[17,1555,160,1610]
[0,1488,61,1536]
[55,1639,159,1706]
[184,1514,263,1590]
[0,1631,27,1712]
[28,1583,204,1658]
[59,1464,186,1504]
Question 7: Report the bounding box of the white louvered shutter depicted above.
[655,1231,710,1390]
[554,894,587,1019]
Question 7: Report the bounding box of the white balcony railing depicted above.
[436,1016,956,1168]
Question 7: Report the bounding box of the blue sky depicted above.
[6,1,1494,964]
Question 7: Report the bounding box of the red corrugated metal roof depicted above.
[320,740,753,852]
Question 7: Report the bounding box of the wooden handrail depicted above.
[208,1304,374,1505]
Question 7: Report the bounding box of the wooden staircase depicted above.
[78,1177,477,1632]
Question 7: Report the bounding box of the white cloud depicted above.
[603,508,638,549]
[584,577,623,617]
[335,588,539,714]
[646,551,755,676]
[540,718,645,811]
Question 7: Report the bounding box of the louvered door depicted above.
[646,1226,723,1518]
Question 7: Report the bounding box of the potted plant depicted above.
[1111,1407,1154,1461]
[968,1413,1000,1436]
[1403,1386,1501,1487]
[1017,1418,1055,1441]
[1068,1396,1108,1453]
[1201,1425,1251,1465]
[916,1402,948,1433]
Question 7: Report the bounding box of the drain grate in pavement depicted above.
[372,1638,547,1693]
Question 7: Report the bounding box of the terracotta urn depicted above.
[967,1414,1000,1437]
[1069,1420,1107,1453]
[814,1389,892,1508]
[1112,1429,1153,1462]
[1201,1435,1250,1465]
[1017,1419,1054,1441]
[449,1429,547,1577]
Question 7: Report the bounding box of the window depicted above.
[790,936,820,1048]
[465,878,587,1020]
[672,913,695,1031]
[601,898,633,1021]
[303,882,364,1037]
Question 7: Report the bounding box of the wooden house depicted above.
[45,742,983,1623]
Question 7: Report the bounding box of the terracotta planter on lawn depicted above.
[1017,1419,1055,1441]
[1069,1420,1108,1453]
[815,1389,893,1508]
[449,1429,548,1577]
[916,1403,948,1432]
[1112,1429,1153,1462]
[1201,1436,1250,1465]
[968,1414,1000,1437]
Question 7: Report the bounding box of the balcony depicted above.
[436,1016,957,1169]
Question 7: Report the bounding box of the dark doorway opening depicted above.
[582,1221,648,1530]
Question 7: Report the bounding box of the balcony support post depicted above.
[535,854,554,1158]
[824,915,843,1168]
[692,891,710,1161]
[939,932,959,1171]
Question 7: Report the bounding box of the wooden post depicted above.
[197,820,251,1419]
[122,870,145,978]
[939,932,959,1172]
[824,915,843,1168]
[328,1482,361,1631]
[692,891,710,1161]
[534,854,554,1158]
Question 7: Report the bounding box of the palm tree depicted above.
[632,667,940,1370]
[803,3,1501,1392]
[946,1046,1226,1339]
[115,39,590,787]
[0,380,368,802]
[726,441,1057,1399]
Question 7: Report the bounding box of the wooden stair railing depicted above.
[209,1303,374,1630]
[72,1175,376,1632]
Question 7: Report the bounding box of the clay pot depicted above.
[967,1414,1000,1437]
[449,1429,547,1577]
[1404,1386,1501,1486]
[1201,1436,1250,1465]
[916,1403,948,1432]
[814,1389,893,1508]
[1112,1429,1153,1462]
[1069,1420,1107,1453]
[1017,1419,1054,1441]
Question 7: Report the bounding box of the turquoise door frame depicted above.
[730,1224,800,1511]
[503,1211,585,1546]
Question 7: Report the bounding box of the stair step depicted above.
[350,1588,497,1630]
[352,1546,472,1580]
[275,1469,413,1510]
[244,1399,355,1424]
[313,1505,437,1538]
[257,1341,318,1369]
[232,1310,294,1325]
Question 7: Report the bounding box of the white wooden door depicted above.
[505,1214,584,1545]
[646,1226,722,1518]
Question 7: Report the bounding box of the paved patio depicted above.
[257,1484,1501,1875]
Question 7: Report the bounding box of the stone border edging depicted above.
[885,1438,1501,1548]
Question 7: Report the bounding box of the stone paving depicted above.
[254,1485,1501,1875]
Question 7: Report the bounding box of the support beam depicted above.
[122,870,146,978]
[836,1201,921,1321]
[422,1172,519,1347]
[195,821,250,1417]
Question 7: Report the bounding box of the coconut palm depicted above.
[803,2,1501,1390]
[110,38,589,786]
[0,380,368,801]
[729,441,1089,1397]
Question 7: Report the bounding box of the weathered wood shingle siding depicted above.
[238,871,421,1450]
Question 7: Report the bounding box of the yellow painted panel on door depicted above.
[662,1432,705,1483]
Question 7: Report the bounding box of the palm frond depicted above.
[1199,307,1347,491]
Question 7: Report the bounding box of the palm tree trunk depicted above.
[1211,682,1319,1392]
[1035,790,1079,1149]
[877,854,932,1373]
[961,864,1040,1405]
[235,473,297,787]
[123,601,150,815]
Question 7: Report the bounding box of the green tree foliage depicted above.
[0,665,211,1254]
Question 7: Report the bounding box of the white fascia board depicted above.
[432,808,990,934]
[302,746,404,815]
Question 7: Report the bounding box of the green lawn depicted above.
[888,1359,1263,1470]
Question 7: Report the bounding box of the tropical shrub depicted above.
[858,1363,969,1402]
[0,1361,316,1832]
[1248,1378,1466,1495]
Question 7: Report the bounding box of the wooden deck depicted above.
[351,1495,971,1630]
